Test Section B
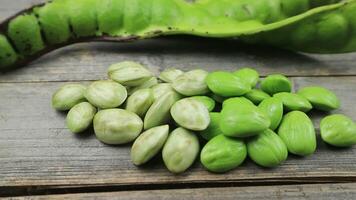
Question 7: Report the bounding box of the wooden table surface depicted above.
[1,1,356,199]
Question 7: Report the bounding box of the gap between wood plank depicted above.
[1,177,355,197]
[0,74,356,84]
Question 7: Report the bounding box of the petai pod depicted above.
[93,109,143,145]
[247,129,288,167]
[201,134,247,173]
[278,111,316,156]
[320,114,356,147]
[52,84,87,111]
[297,86,340,111]
[66,102,97,134]
[1,0,356,70]
[162,127,200,174]
[131,125,169,165]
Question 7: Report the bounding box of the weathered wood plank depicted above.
[1,1,356,82]
[8,183,356,200]
[1,40,356,83]
[0,77,355,191]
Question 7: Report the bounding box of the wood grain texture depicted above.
[2,38,356,83]
[0,77,355,192]
[8,183,356,200]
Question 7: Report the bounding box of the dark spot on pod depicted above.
[153,30,163,34]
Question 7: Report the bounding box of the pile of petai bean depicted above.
[52,61,356,174]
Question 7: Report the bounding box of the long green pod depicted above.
[0,0,354,70]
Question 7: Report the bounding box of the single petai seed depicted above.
[66,102,97,134]
[297,86,340,111]
[127,77,158,95]
[152,83,175,101]
[261,74,292,95]
[258,97,284,130]
[247,129,288,167]
[52,84,87,111]
[108,61,153,87]
[85,80,127,109]
[162,127,200,174]
[144,91,181,130]
[93,109,143,145]
[233,68,259,88]
[244,89,271,105]
[125,88,154,118]
[273,92,312,112]
[189,96,216,112]
[199,112,222,141]
[206,71,251,97]
[278,111,316,156]
[172,69,210,96]
[320,114,356,147]
[220,97,271,137]
[159,68,184,83]
[131,125,169,165]
[201,134,247,173]
[170,98,210,131]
